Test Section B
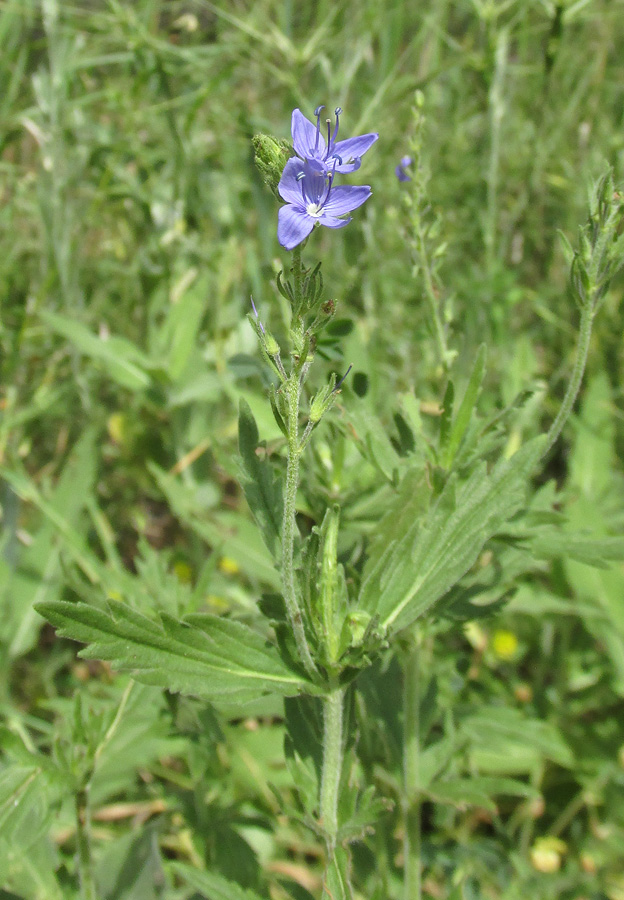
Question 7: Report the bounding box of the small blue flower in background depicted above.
[292,106,378,175]
[277,158,371,250]
[395,155,413,182]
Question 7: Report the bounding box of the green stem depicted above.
[282,375,318,680]
[320,682,346,852]
[402,638,421,900]
[416,222,448,366]
[280,244,318,681]
[543,299,594,457]
[76,786,97,900]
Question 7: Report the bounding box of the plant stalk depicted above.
[416,221,448,367]
[543,299,594,457]
[280,244,318,681]
[403,638,422,900]
[75,786,97,900]
[320,682,346,852]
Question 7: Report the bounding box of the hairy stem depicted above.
[280,244,318,681]
[75,786,97,900]
[402,639,422,900]
[321,682,346,852]
[543,299,594,457]
[282,376,318,680]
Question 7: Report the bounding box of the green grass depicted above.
[0,1,623,898]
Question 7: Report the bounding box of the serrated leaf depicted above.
[359,438,545,632]
[529,529,624,567]
[36,599,318,705]
[169,865,266,900]
[238,399,282,558]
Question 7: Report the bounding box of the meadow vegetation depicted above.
[1,1,624,899]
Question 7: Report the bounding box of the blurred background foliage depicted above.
[0,0,623,898]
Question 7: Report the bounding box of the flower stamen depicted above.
[314,105,325,152]
[330,107,342,151]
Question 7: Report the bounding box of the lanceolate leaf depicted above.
[359,437,545,632]
[36,600,317,704]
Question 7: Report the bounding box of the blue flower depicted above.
[291,106,378,175]
[277,158,371,250]
[395,156,413,182]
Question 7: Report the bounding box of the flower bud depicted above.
[264,330,280,357]
[252,134,293,197]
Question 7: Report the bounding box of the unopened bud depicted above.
[252,134,293,197]
[264,330,280,357]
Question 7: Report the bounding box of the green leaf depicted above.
[346,402,402,482]
[0,427,99,657]
[96,827,164,900]
[0,837,63,900]
[40,310,152,390]
[461,707,573,772]
[149,463,280,589]
[443,344,487,468]
[359,438,545,632]
[169,865,266,900]
[427,775,539,811]
[158,270,208,381]
[238,399,282,558]
[322,845,353,900]
[0,765,46,838]
[36,599,318,705]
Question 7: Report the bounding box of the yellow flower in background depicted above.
[219,557,240,576]
[107,412,128,446]
[530,836,567,873]
[173,560,193,584]
[492,629,518,661]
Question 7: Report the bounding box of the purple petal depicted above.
[333,158,362,174]
[395,164,411,182]
[278,205,315,250]
[400,155,413,168]
[332,133,379,167]
[292,108,325,159]
[323,184,372,217]
[317,215,352,229]
[278,157,306,205]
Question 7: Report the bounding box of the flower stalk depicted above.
[278,245,319,681]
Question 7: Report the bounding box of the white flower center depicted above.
[306,202,323,217]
